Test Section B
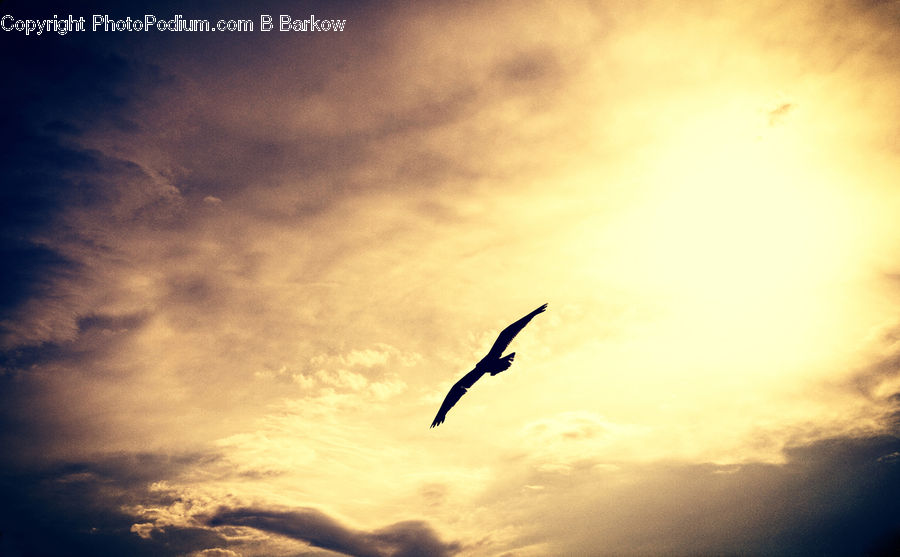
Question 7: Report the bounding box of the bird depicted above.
[430,303,548,428]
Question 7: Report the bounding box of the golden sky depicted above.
[3,1,900,555]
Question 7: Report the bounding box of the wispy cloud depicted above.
[766,101,795,126]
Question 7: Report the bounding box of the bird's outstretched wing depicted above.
[484,303,548,360]
[430,382,468,428]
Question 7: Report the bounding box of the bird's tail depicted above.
[490,353,515,375]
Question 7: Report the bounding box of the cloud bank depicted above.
[3,1,900,555]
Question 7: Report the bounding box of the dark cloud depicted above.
[3,435,899,557]
[493,46,566,92]
[0,246,80,321]
[0,306,153,463]
[0,19,183,350]
[0,453,228,557]
[208,507,461,557]
[499,433,900,556]
[0,128,97,342]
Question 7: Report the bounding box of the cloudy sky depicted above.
[3,1,900,555]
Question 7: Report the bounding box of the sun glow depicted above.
[523,99,897,463]
[601,101,874,370]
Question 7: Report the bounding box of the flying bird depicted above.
[430,303,548,428]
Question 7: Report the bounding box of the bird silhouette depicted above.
[430,303,547,428]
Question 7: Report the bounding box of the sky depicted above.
[2,0,900,555]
